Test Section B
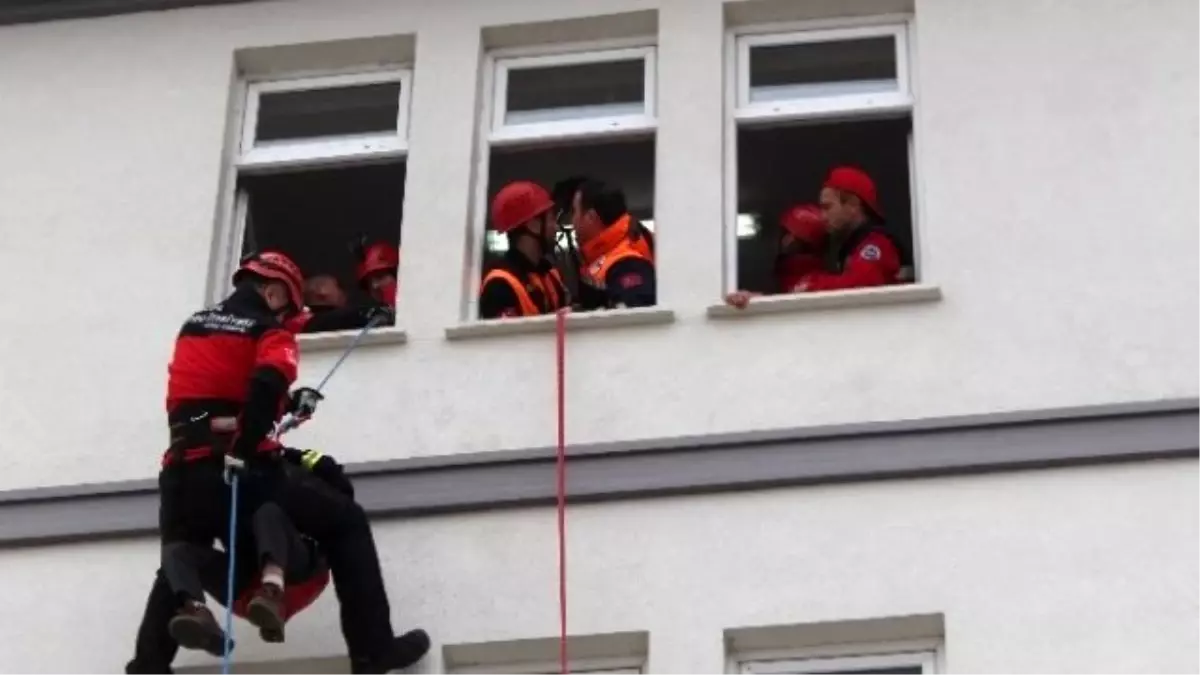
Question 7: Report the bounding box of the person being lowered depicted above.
[127,457,335,672]
[140,250,428,673]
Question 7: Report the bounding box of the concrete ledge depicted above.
[0,399,1194,548]
[0,0,256,26]
[444,307,676,341]
[445,631,648,674]
[707,284,942,319]
[296,326,407,353]
[725,613,944,657]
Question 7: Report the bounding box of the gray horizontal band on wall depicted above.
[0,399,1195,549]
[0,0,255,26]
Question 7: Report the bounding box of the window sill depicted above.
[706,284,942,319]
[296,326,407,352]
[445,307,676,341]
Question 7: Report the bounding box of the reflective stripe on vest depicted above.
[582,239,648,291]
[482,268,564,316]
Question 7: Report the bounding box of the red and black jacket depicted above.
[165,285,299,465]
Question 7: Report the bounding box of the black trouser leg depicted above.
[126,569,182,674]
[157,461,234,601]
[264,467,394,662]
[162,542,218,604]
[251,501,312,576]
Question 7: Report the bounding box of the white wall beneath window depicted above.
[0,0,1195,490]
[0,460,1193,673]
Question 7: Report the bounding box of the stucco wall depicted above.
[0,460,1193,672]
[0,0,1195,491]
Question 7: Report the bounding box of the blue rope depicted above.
[222,471,240,674]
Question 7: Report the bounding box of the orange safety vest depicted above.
[580,214,653,292]
[481,267,566,317]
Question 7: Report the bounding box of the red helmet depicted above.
[491,181,554,233]
[355,242,399,286]
[233,250,304,311]
[780,204,827,245]
[823,166,881,216]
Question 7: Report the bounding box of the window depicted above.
[739,649,937,674]
[726,20,918,296]
[469,40,658,320]
[217,68,412,333]
[489,46,656,145]
[444,631,649,674]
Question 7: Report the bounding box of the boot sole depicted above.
[246,598,285,642]
[168,615,228,657]
[378,630,431,672]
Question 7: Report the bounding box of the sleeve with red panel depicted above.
[283,310,313,334]
[776,254,825,294]
[603,258,657,308]
[797,232,900,292]
[231,326,300,459]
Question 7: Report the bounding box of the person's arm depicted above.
[603,258,657,308]
[231,327,298,458]
[282,448,355,498]
[479,277,524,319]
[300,306,372,333]
[796,235,900,292]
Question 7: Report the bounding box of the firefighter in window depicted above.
[354,240,400,309]
[565,178,656,310]
[478,181,570,319]
[552,175,655,263]
[282,241,397,333]
[304,275,349,314]
[724,203,827,309]
[798,165,904,292]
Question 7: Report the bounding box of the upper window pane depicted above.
[255,81,402,143]
[749,36,897,103]
[504,58,645,126]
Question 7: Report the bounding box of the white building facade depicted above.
[0,0,1196,672]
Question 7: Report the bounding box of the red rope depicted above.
[555,308,569,674]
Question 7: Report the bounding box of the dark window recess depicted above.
[506,59,645,114]
[749,37,896,91]
[255,82,402,143]
[482,136,656,310]
[239,161,405,309]
[736,116,914,294]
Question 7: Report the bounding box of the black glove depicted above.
[287,387,324,420]
[363,304,395,326]
[294,449,355,499]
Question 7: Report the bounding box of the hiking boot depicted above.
[352,629,431,673]
[246,582,286,643]
[167,603,228,657]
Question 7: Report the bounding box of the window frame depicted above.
[211,65,413,310]
[740,650,936,674]
[722,15,918,296]
[735,23,911,124]
[465,37,659,323]
[237,68,413,173]
[488,43,658,147]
